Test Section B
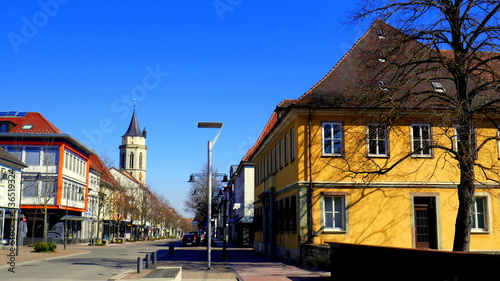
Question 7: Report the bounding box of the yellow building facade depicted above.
[252,108,500,260]
[250,20,500,261]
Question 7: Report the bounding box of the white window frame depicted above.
[367,123,389,157]
[323,195,347,232]
[322,122,343,156]
[472,195,489,233]
[290,127,295,161]
[411,124,432,157]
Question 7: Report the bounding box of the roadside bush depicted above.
[33,242,57,252]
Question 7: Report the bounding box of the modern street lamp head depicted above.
[188,174,196,183]
[198,122,223,128]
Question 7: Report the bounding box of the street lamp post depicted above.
[197,121,223,270]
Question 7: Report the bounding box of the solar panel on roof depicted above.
[17,112,27,116]
[0,112,7,116]
[7,111,17,116]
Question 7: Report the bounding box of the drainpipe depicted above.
[308,108,314,243]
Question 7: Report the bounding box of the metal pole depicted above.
[64,198,67,250]
[223,198,227,258]
[207,139,212,270]
[137,256,142,273]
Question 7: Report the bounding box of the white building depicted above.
[0,146,27,245]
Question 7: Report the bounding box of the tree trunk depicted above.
[452,181,474,251]
[453,110,476,251]
[43,209,48,243]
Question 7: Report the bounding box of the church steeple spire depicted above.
[123,108,145,138]
[119,108,147,184]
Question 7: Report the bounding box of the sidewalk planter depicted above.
[329,242,500,281]
[33,242,57,253]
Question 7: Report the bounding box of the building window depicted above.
[290,127,295,161]
[284,133,289,165]
[290,195,297,232]
[472,196,487,232]
[279,139,283,169]
[323,195,346,231]
[411,124,432,157]
[377,29,387,39]
[367,123,388,157]
[43,147,58,166]
[23,181,38,197]
[378,80,388,91]
[432,81,446,93]
[3,146,21,160]
[25,147,41,165]
[322,122,343,156]
[41,180,56,197]
[453,126,477,158]
[139,152,143,169]
[129,152,134,169]
[275,144,279,172]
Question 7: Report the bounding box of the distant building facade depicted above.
[227,162,254,247]
[0,111,94,244]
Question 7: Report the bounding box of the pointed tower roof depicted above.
[123,109,145,137]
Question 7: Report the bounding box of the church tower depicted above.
[119,108,147,184]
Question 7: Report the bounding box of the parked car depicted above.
[182,234,197,247]
[187,232,201,245]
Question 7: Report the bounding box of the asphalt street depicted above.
[0,241,167,281]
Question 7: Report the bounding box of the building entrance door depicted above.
[413,197,438,249]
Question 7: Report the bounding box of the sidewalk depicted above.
[0,244,89,267]
[0,240,331,280]
[121,240,331,281]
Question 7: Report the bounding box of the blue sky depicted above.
[1,1,368,216]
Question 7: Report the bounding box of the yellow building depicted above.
[248,20,500,261]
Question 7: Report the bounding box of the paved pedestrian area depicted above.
[0,239,331,281]
[122,240,330,281]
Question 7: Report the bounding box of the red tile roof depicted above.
[293,20,500,111]
[246,20,500,161]
[0,112,62,134]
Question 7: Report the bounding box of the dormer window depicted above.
[377,51,386,62]
[378,80,388,91]
[377,30,387,39]
[0,121,16,132]
[432,82,446,93]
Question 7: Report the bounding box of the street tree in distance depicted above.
[184,164,225,230]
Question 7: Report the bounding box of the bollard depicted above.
[152,251,157,264]
[145,253,150,268]
[169,245,174,254]
[137,257,142,273]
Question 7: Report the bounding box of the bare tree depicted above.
[346,1,500,251]
[184,165,225,229]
